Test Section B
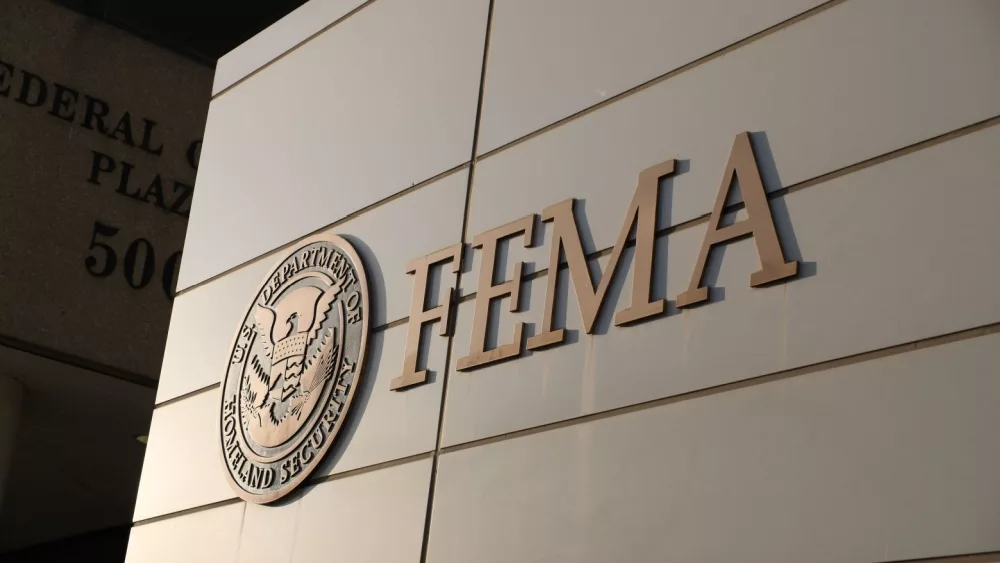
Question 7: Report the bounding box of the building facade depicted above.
[126,0,1000,561]
[0,0,211,555]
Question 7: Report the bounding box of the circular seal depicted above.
[218,234,369,503]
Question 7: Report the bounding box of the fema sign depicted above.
[219,132,801,503]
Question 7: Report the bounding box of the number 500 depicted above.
[85,220,182,300]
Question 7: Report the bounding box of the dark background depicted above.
[55,0,310,65]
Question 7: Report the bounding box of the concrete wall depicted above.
[0,0,212,553]
[0,0,212,381]
[128,0,1000,561]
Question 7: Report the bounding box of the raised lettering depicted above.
[330,251,341,273]
[345,291,361,324]
[339,356,354,376]
[238,456,249,482]
[324,406,338,431]
[456,215,535,371]
[332,255,350,282]
[311,427,325,450]
[230,449,245,471]
[391,244,462,390]
[301,443,315,465]
[676,132,797,307]
[527,159,675,350]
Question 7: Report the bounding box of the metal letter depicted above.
[527,159,675,350]
[456,215,536,370]
[390,244,462,390]
[675,132,798,308]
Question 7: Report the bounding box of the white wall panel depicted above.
[136,322,446,519]
[468,0,1000,276]
[213,0,368,95]
[156,259,273,404]
[180,0,487,290]
[444,124,1000,446]
[134,0,1000,559]
[157,171,465,404]
[312,322,447,477]
[238,459,430,563]
[126,503,245,563]
[479,0,825,153]
[133,390,235,521]
[429,333,1000,563]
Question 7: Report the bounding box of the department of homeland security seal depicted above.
[219,234,369,503]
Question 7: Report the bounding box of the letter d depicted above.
[15,70,47,108]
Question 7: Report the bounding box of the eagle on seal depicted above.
[242,281,342,439]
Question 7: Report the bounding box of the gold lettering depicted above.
[676,132,797,307]
[391,244,462,390]
[527,159,675,350]
[456,215,535,370]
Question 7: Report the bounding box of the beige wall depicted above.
[129,0,1000,561]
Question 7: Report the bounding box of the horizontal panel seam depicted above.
[309,451,433,487]
[439,321,1000,455]
[475,0,848,161]
[157,115,999,408]
[188,0,841,293]
[154,382,220,408]
[174,161,469,297]
[153,317,402,408]
[134,322,1000,525]
[212,0,378,100]
[131,497,243,528]
[882,551,1000,563]
[0,334,156,389]
[456,115,1000,300]
[131,451,433,527]
[181,7,989,300]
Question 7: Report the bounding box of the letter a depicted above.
[676,132,797,307]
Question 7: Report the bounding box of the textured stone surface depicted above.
[0,0,212,380]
